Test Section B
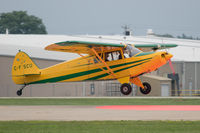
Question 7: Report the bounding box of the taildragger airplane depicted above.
[12,41,177,96]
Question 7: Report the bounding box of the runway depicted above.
[0,105,200,121]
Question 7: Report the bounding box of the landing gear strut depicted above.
[16,85,26,96]
[120,83,132,95]
[140,82,151,95]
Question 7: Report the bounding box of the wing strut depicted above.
[77,52,85,58]
[91,48,117,79]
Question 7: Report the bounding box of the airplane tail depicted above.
[12,51,41,84]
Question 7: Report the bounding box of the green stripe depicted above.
[135,52,154,57]
[86,60,149,80]
[30,68,102,84]
[30,58,152,84]
[110,58,150,69]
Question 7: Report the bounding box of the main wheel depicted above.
[120,83,132,95]
[140,82,151,95]
[16,90,22,96]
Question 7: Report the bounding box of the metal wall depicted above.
[157,61,200,96]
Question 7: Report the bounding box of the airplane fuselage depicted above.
[13,51,172,85]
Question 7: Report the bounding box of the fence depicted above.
[1,81,200,97]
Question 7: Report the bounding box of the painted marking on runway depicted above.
[96,105,200,111]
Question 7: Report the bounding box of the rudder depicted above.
[12,51,40,84]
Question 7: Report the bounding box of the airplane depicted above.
[12,40,177,96]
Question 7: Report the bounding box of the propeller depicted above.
[160,51,175,76]
[168,59,175,76]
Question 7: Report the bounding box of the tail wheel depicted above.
[120,83,132,95]
[16,84,26,96]
[140,82,151,95]
[16,90,22,96]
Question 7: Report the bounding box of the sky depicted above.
[0,0,200,37]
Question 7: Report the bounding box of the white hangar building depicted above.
[0,34,200,97]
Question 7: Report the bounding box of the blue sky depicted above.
[0,0,200,36]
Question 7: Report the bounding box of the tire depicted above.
[16,90,22,96]
[140,82,151,95]
[120,83,132,95]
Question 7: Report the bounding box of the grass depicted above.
[0,98,199,105]
[0,121,200,133]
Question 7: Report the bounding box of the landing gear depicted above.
[140,82,151,95]
[120,83,132,95]
[16,90,22,96]
[16,85,26,96]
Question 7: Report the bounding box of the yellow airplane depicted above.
[12,41,177,96]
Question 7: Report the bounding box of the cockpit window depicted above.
[94,51,123,63]
[124,44,142,57]
[105,51,122,62]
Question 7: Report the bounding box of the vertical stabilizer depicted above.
[12,51,40,84]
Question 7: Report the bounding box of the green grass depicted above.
[0,121,200,133]
[0,98,199,105]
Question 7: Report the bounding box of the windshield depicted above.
[124,44,142,57]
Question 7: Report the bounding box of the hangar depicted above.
[0,34,200,97]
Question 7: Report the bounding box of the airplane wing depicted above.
[45,41,125,54]
[45,40,177,54]
[134,43,178,51]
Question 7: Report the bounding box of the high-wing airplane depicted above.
[12,41,177,96]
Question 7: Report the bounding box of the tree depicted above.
[177,34,196,40]
[156,33,174,38]
[0,11,47,34]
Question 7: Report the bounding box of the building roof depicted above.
[0,34,200,61]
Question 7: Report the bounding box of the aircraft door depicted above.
[104,50,126,78]
[88,53,104,79]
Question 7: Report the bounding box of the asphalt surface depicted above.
[0,105,200,121]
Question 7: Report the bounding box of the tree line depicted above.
[155,33,200,40]
[0,11,47,34]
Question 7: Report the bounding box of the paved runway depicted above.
[0,105,200,121]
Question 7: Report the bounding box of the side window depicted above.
[124,53,130,58]
[112,51,119,60]
[124,45,142,57]
[105,51,123,61]
[105,52,112,61]
[118,51,123,59]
